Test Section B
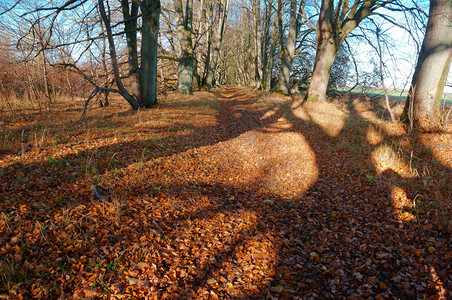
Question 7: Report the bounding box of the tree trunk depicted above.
[41,52,53,106]
[192,0,205,90]
[175,0,194,94]
[278,0,296,94]
[98,0,139,109]
[266,0,280,92]
[401,0,452,129]
[306,0,378,102]
[253,0,263,90]
[101,23,110,107]
[205,0,230,92]
[375,27,395,122]
[278,0,305,94]
[140,0,161,107]
[261,0,271,88]
[121,0,141,101]
[306,38,337,102]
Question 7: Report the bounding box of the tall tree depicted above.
[140,0,162,107]
[205,0,230,91]
[278,0,304,94]
[121,0,140,101]
[305,0,392,102]
[98,0,140,109]
[18,0,162,110]
[253,0,263,90]
[401,0,452,129]
[175,0,194,94]
[266,0,280,91]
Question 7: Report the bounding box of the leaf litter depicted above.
[0,87,451,299]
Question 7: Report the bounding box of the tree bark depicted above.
[401,0,452,129]
[140,0,161,107]
[253,0,263,90]
[205,0,230,92]
[175,0,194,94]
[98,0,140,109]
[278,0,296,94]
[266,0,280,91]
[121,0,141,101]
[306,38,337,102]
[278,0,305,94]
[306,0,378,102]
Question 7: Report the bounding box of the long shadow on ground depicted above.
[0,87,450,298]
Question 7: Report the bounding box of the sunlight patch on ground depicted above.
[259,107,280,121]
[371,145,415,178]
[292,102,348,137]
[206,130,318,197]
[419,134,452,168]
[390,185,416,222]
[352,100,406,137]
[366,125,384,145]
[265,117,293,132]
[428,265,447,299]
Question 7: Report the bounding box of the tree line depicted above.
[0,0,450,129]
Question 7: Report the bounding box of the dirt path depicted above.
[0,87,450,299]
[148,86,450,298]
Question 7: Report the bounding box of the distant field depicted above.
[336,87,452,105]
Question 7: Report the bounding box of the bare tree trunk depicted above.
[266,0,280,92]
[121,0,141,101]
[66,69,74,101]
[278,0,305,94]
[401,0,452,129]
[41,52,53,106]
[101,34,110,107]
[306,0,379,102]
[175,0,194,94]
[194,0,207,89]
[193,0,206,89]
[278,0,296,94]
[253,0,263,90]
[140,0,161,107]
[98,0,139,109]
[205,0,230,92]
[25,60,41,112]
[375,27,395,122]
[261,0,271,88]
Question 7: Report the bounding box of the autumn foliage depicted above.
[0,87,451,299]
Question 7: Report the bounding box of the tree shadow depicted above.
[0,87,450,298]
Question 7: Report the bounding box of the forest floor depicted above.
[0,86,451,299]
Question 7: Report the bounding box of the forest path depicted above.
[0,86,450,299]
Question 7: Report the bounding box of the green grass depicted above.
[336,87,452,105]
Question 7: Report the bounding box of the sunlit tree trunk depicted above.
[261,0,271,88]
[140,0,161,107]
[306,0,377,102]
[278,0,296,94]
[401,0,452,129]
[375,26,395,122]
[278,0,305,94]
[192,0,205,89]
[175,0,194,94]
